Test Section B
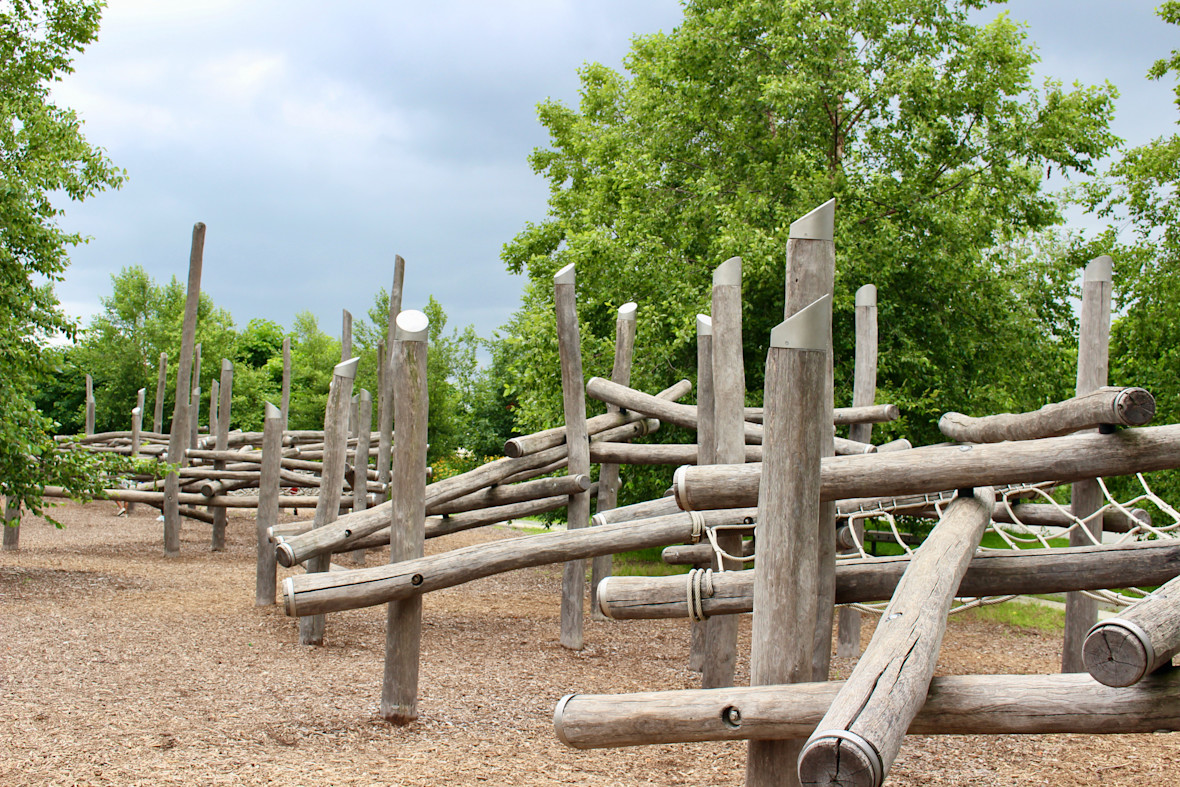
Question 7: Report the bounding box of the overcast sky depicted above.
[53,1,1179,346]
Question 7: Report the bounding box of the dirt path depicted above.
[2,503,1179,786]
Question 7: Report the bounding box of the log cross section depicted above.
[1084,572,1180,687]
[797,488,995,787]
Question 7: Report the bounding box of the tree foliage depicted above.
[0,0,124,514]
[500,0,1116,502]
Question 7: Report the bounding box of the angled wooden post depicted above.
[591,301,637,620]
[702,256,744,688]
[2,498,19,551]
[299,356,358,646]
[555,263,590,650]
[1064,255,1113,673]
[689,314,714,672]
[786,199,837,679]
[164,222,206,556]
[347,389,373,565]
[189,343,202,452]
[84,374,95,436]
[211,359,234,551]
[256,402,283,606]
[837,282,877,659]
[153,352,167,434]
[377,255,406,502]
[127,388,145,515]
[280,337,291,428]
[381,311,429,724]
[747,295,831,787]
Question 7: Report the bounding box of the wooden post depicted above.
[128,388,145,514]
[690,314,713,672]
[381,310,429,724]
[838,283,877,659]
[555,263,590,651]
[1064,255,1113,673]
[280,337,291,428]
[347,389,373,565]
[703,256,744,689]
[798,489,995,787]
[256,402,283,606]
[84,374,95,436]
[747,296,831,786]
[786,199,837,682]
[298,356,358,646]
[1084,572,1180,687]
[153,352,167,434]
[211,359,233,551]
[2,498,18,551]
[164,222,206,556]
[591,302,637,620]
[377,255,406,501]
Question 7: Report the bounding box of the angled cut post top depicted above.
[618,301,637,320]
[696,314,712,336]
[789,198,836,241]
[395,309,430,342]
[1085,255,1113,283]
[265,401,280,420]
[770,295,831,351]
[712,256,741,286]
[856,283,877,307]
[333,357,360,380]
[554,262,576,285]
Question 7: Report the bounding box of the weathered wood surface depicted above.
[940,386,1155,444]
[553,670,1180,749]
[164,223,205,555]
[1066,255,1115,674]
[555,263,590,651]
[282,509,756,618]
[590,495,681,527]
[188,345,201,453]
[662,536,755,566]
[345,390,372,565]
[280,336,291,427]
[2,499,19,551]
[797,489,994,787]
[428,474,591,515]
[690,313,715,672]
[592,302,637,619]
[503,378,690,459]
[597,539,1180,620]
[748,298,830,787]
[376,254,405,500]
[673,424,1180,511]
[299,357,357,647]
[1084,572,1180,687]
[84,373,94,436]
[382,311,429,724]
[744,403,898,427]
[839,283,878,660]
[589,442,761,465]
[153,351,167,434]
[211,359,234,551]
[256,402,282,606]
[705,256,744,690]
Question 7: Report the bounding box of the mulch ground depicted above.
[2,502,1180,786]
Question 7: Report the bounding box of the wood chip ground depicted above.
[3,503,1179,785]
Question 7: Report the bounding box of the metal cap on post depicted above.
[855,283,877,307]
[395,310,430,343]
[789,198,835,241]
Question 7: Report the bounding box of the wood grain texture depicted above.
[1084,572,1180,686]
[255,406,283,606]
[940,387,1154,444]
[153,352,167,434]
[690,316,715,672]
[553,670,1180,749]
[210,360,233,551]
[2,499,19,551]
[376,255,405,500]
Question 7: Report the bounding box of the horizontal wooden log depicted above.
[57,430,172,444]
[662,532,756,565]
[597,539,1180,620]
[281,509,755,617]
[939,387,1155,444]
[673,424,1180,511]
[589,443,762,466]
[1084,572,1180,687]
[503,380,691,458]
[40,486,361,510]
[553,670,1180,749]
[427,474,591,516]
[744,404,899,426]
[591,495,681,527]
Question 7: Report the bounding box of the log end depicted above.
[1116,387,1156,427]
[595,577,616,619]
[1083,620,1153,687]
[798,731,883,787]
[275,541,297,568]
[672,465,690,511]
[553,693,580,747]
[281,577,297,617]
[503,438,524,459]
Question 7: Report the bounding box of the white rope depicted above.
[686,567,714,621]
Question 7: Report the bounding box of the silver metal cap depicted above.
[696,314,712,336]
[789,198,835,241]
[395,309,430,342]
[712,256,741,287]
[1085,255,1113,283]
[554,262,576,285]
[855,283,877,307]
[333,357,360,380]
[618,302,637,320]
[770,294,831,350]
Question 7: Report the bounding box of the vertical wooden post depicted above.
[128,388,145,514]
[703,256,744,688]
[837,283,877,659]
[153,352,167,434]
[211,359,233,551]
[591,302,637,619]
[298,356,358,646]
[256,402,283,606]
[164,222,206,556]
[189,342,202,452]
[381,310,429,724]
[84,374,95,436]
[747,295,831,787]
[280,337,291,428]
[555,263,590,651]
[1064,255,1114,672]
[347,389,373,565]
[2,498,19,551]
[786,199,837,680]
[341,308,353,361]
[377,255,406,501]
[689,314,714,672]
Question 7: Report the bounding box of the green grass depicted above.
[961,599,1065,631]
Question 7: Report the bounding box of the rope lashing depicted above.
[686,567,715,622]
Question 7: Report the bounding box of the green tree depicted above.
[500,0,1116,503]
[0,0,125,514]
[285,310,340,430]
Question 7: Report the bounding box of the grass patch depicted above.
[962,599,1065,631]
